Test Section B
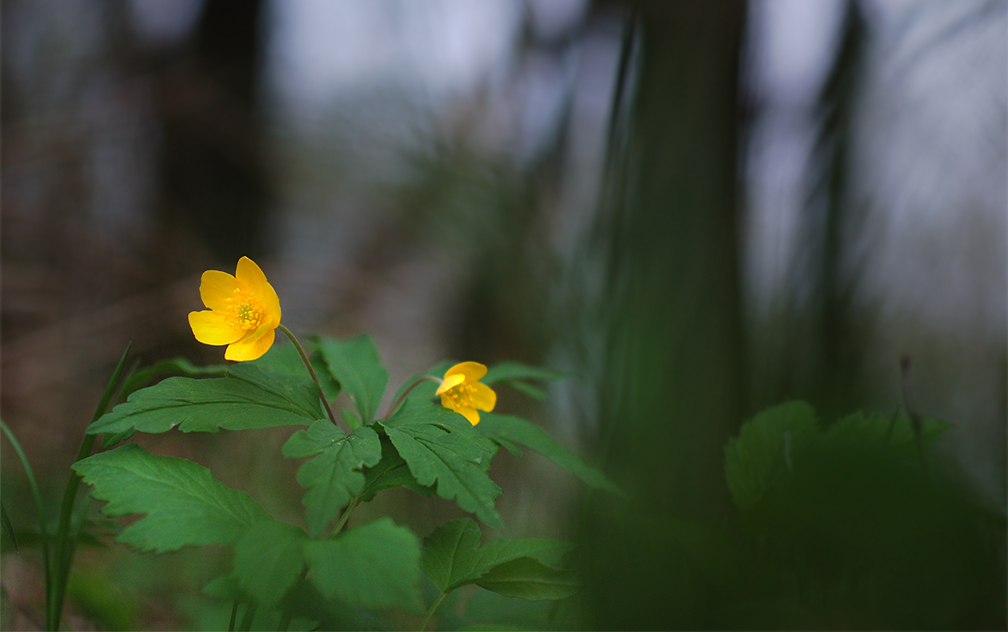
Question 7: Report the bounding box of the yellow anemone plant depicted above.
[188,256,281,362]
[436,362,497,425]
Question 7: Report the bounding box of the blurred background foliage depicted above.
[1,0,1004,629]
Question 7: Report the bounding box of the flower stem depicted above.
[278,324,339,427]
[419,592,447,632]
[330,499,358,538]
[383,377,438,421]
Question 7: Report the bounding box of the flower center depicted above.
[445,383,475,406]
[227,290,263,331]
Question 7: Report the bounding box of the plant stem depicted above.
[382,377,437,421]
[278,325,339,426]
[1,420,51,609]
[419,592,447,632]
[239,602,257,631]
[228,601,239,632]
[330,499,358,538]
[49,344,130,631]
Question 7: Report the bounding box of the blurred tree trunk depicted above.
[156,0,272,263]
[581,1,746,628]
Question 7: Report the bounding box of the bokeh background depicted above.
[2,0,1005,629]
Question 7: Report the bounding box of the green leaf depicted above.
[304,517,421,611]
[826,410,951,451]
[252,342,341,403]
[483,362,566,401]
[474,557,579,601]
[87,363,325,436]
[379,401,503,529]
[314,334,388,423]
[476,414,621,495]
[421,518,576,598]
[355,434,436,503]
[117,357,229,401]
[72,444,271,553]
[724,401,820,513]
[233,521,307,609]
[282,421,382,537]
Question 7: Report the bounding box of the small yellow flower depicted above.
[188,256,282,362]
[435,362,496,426]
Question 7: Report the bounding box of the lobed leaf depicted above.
[355,435,436,503]
[476,414,621,495]
[87,363,325,437]
[314,334,388,423]
[304,517,422,611]
[282,421,382,537]
[72,444,271,553]
[379,401,503,528]
[421,518,576,599]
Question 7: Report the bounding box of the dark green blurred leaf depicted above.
[724,401,820,512]
[88,364,324,436]
[282,421,382,537]
[379,401,502,528]
[73,444,271,553]
[474,557,579,601]
[314,334,388,423]
[483,362,567,401]
[233,521,307,609]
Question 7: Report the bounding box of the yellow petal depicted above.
[189,310,244,345]
[469,382,497,412]
[436,373,465,396]
[235,257,281,323]
[444,361,487,383]
[225,327,275,361]
[199,270,239,311]
[458,406,481,426]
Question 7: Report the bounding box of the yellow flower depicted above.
[188,256,282,362]
[435,362,496,425]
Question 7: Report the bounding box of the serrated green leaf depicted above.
[72,444,271,553]
[420,518,484,592]
[304,517,421,611]
[117,357,229,401]
[87,363,325,436]
[233,521,307,609]
[474,557,579,601]
[421,518,576,599]
[724,401,820,513]
[379,401,503,528]
[282,422,382,537]
[314,335,388,423]
[355,435,436,503]
[476,414,621,495]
